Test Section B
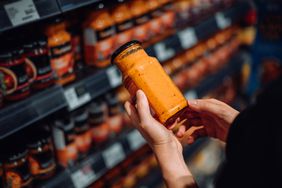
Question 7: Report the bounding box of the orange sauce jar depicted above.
[45,18,75,85]
[112,41,188,127]
[129,0,151,42]
[111,0,134,49]
[83,3,116,68]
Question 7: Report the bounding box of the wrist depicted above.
[153,141,191,180]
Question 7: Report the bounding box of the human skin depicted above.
[124,90,239,188]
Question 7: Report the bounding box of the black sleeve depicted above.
[215,77,282,188]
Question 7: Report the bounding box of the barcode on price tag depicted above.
[106,66,122,88]
[102,143,125,169]
[154,42,175,62]
[4,0,40,26]
[71,165,96,188]
[127,130,146,151]
[64,85,91,111]
[215,12,231,29]
[185,90,198,99]
[177,28,197,50]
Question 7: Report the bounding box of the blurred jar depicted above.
[83,2,116,67]
[24,37,54,90]
[45,18,75,85]
[147,0,163,37]
[106,93,123,134]
[73,109,92,157]
[0,47,30,101]
[52,117,78,167]
[27,127,56,180]
[129,0,151,42]
[88,100,110,143]
[111,0,134,49]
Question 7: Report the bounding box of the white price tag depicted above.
[178,28,198,49]
[106,66,122,88]
[215,12,231,29]
[127,130,146,151]
[185,90,198,100]
[154,43,175,62]
[4,0,40,26]
[71,165,96,188]
[102,143,125,169]
[64,86,91,111]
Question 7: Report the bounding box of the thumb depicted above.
[136,90,153,124]
[188,99,221,115]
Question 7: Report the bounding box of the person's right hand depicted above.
[175,99,239,144]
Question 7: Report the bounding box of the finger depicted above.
[188,99,223,115]
[176,125,186,138]
[136,90,153,124]
[124,101,140,127]
[186,127,207,144]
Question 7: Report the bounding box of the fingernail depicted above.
[189,99,198,105]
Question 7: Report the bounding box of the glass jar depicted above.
[112,40,189,127]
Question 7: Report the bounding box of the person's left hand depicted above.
[124,90,182,153]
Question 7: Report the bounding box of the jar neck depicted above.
[114,45,148,73]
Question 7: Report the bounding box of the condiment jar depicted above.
[52,117,78,167]
[45,18,75,85]
[0,47,30,101]
[112,40,189,127]
[129,0,151,42]
[27,128,56,180]
[88,100,110,143]
[4,142,33,188]
[106,92,123,134]
[24,37,54,90]
[111,0,134,49]
[73,109,92,156]
[147,0,163,37]
[83,2,116,68]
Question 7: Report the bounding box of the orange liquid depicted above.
[112,41,188,126]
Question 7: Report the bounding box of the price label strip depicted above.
[71,165,96,188]
[154,42,175,62]
[177,28,198,50]
[64,84,91,111]
[102,143,125,169]
[215,12,231,29]
[4,0,40,26]
[106,66,122,88]
[127,130,146,151]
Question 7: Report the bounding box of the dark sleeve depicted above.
[215,77,282,188]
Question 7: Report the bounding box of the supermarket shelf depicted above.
[146,2,249,62]
[0,85,66,139]
[57,0,101,12]
[185,52,246,99]
[0,3,249,139]
[39,129,146,188]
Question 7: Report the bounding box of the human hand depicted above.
[124,90,182,153]
[175,99,239,144]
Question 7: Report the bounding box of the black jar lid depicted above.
[111,40,141,64]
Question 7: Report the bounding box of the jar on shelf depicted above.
[27,127,56,180]
[52,117,78,167]
[147,0,163,37]
[83,2,116,68]
[3,142,33,188]
[158,0,176,29]
[0,47,30,101]
[88,100,110,143]
[106,92,123,134]
[45,18,75,85]
[24,37,54,90]
[72,109,92,156]
[129,0,151,42]
[111,0,134,49]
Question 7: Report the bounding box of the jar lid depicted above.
[3,137,28,163]
[111,40,141,64]
[27,127,51,149]
[88,100,105,115]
